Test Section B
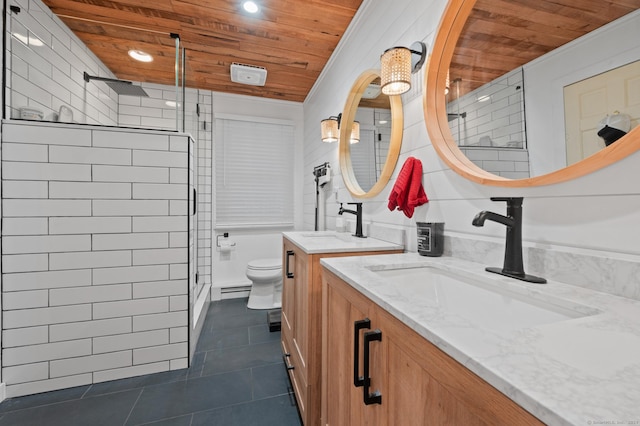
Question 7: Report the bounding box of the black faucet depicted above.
[338,202,366,238]
[472,197,546,283]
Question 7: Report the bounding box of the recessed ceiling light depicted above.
[165,101,181,107]
[477,95,491,102]
[243,1,259,13]
[128,49,153,63]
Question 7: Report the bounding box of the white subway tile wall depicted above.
[447,68,530,178]
[1,121,190,397]
[7,0,118,124]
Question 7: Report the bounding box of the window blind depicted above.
[215,116,294,228]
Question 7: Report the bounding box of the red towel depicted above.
[387,157,428,218]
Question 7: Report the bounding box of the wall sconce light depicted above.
[321,113,341,143]
[321,113,360,144]
[350,121,360,144]
[380,41,427,96]
[444,70,450,95]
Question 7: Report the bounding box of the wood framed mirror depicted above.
[340,69,404,197]
[424,0,640,187]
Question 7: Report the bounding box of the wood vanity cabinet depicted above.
[321,268,544,426]
[281,237,402,426]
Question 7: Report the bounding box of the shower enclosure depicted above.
[1,0,212,397]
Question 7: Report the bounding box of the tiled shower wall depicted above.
[5,0,118,124]
[1,121,190,397]
[118,86,213,308]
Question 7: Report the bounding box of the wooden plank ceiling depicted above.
[449,0,640,99]
[42,0,363,102]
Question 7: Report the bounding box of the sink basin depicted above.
[300,232,352,241]
[370,266,597,333]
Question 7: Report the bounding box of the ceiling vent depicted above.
[230,62,267,86]
[362,83,381,99]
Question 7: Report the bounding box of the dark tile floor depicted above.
[0,298,302,426]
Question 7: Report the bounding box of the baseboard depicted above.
[211,280,252,301]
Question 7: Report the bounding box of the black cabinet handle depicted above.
[285,250,294,278]
[363,329,382,405]
[283,353,294,371]
[353,318,371,387]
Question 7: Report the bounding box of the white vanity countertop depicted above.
[321,252,640,426]
[283,231,403,254]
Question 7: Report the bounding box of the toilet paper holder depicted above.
[216,233,237,248]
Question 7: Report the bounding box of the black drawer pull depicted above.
[283,353,295,371]
[353,318,371,387]
[363,329,382,405]
[285,250,294,278]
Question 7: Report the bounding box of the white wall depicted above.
[304,0,640,299]
[524,9,640,176]
[210,92,304,291]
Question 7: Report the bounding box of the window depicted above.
[214,114,294,228]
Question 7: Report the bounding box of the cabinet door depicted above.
[281,241,296,341]
[323,271,385,426]
[292,245,310,378]
[377,306,543,426]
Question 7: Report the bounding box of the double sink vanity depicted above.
[283,0,640,423]
[281,231,640,425]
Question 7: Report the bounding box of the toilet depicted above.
[246,258,283,310]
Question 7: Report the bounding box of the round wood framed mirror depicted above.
[424,0,640,187]
[340,69,404,197]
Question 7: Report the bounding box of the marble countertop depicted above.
[283,231,403,254]
[321,252,640,426]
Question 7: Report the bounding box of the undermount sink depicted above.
[369,266,599,333]
[300,231,352,241]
